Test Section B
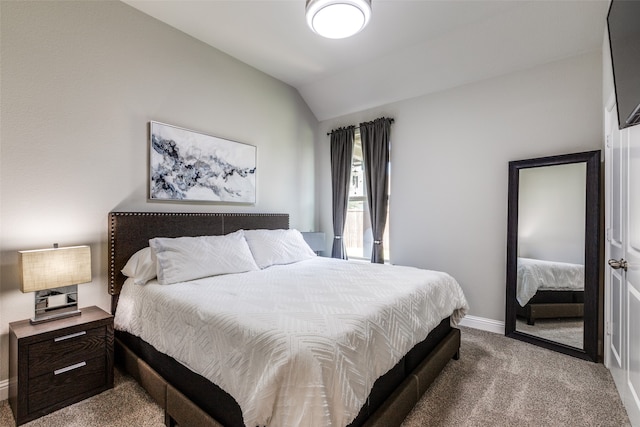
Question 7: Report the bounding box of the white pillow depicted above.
[243,229,316,269]
[121,247,157,285]
[149,230,259,285]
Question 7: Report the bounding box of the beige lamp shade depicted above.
[19,245,92,293]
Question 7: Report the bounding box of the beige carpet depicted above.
[516,318,584,349]
[0,369,165,427]
[0,327,630,427]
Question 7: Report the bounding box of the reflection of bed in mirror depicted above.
[516,257,584,325]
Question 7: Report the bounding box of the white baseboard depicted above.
[0,379,8,401]
[458,315,504,335]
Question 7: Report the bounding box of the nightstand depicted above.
[9,306,114,426]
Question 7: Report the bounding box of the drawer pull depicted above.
[54,331,87,342]
[54,361,86,376]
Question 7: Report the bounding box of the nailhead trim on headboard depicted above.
[108,212,290,307]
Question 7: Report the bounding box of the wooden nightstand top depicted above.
[10,306,112,340]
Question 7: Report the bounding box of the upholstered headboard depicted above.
[108,212,289,312]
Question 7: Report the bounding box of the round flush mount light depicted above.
[306,0,372,39]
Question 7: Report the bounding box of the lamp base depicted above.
[30,309,81,325]
[31,284,80,324]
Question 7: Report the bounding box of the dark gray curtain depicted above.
[330,127,355,259]
[360,117,392,263]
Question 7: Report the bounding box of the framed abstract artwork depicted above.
[149,121,256,203]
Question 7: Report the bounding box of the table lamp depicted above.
[301,232,326,255]
[18,244,92,324]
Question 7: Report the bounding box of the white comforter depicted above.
[517,257,584,307]
[114,257,468,427]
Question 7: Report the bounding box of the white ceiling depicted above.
[122,0,609,121]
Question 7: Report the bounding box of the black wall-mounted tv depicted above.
[607,0,640,130]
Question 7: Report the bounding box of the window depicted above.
[344,130,390,261]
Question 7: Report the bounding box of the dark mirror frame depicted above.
[505,150,601,362]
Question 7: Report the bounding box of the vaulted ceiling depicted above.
[123,0,609,121]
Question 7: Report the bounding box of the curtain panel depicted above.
[329,127,355,259]
[360,117,392,263]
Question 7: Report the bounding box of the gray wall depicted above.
[317,51,603,323]
[603,18,615,108]
[518,163,586,265]
[0,1,317,385]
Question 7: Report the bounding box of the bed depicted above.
[516,257,584,325]
[108,212,468,427]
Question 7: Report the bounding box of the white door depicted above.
[606,96,625,393]
[605,95,640,425]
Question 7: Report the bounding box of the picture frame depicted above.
[149,121,256,204]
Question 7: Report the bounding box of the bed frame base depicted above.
[115,329,461,427]
[517,290,585,325]
[362,328,460,427]
[517,303,584,326]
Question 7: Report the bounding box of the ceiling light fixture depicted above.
[306,0,372,39]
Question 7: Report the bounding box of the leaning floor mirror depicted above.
[505,150,601,361]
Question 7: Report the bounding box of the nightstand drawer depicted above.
[28,326,106,379]
[28,355,107,414]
